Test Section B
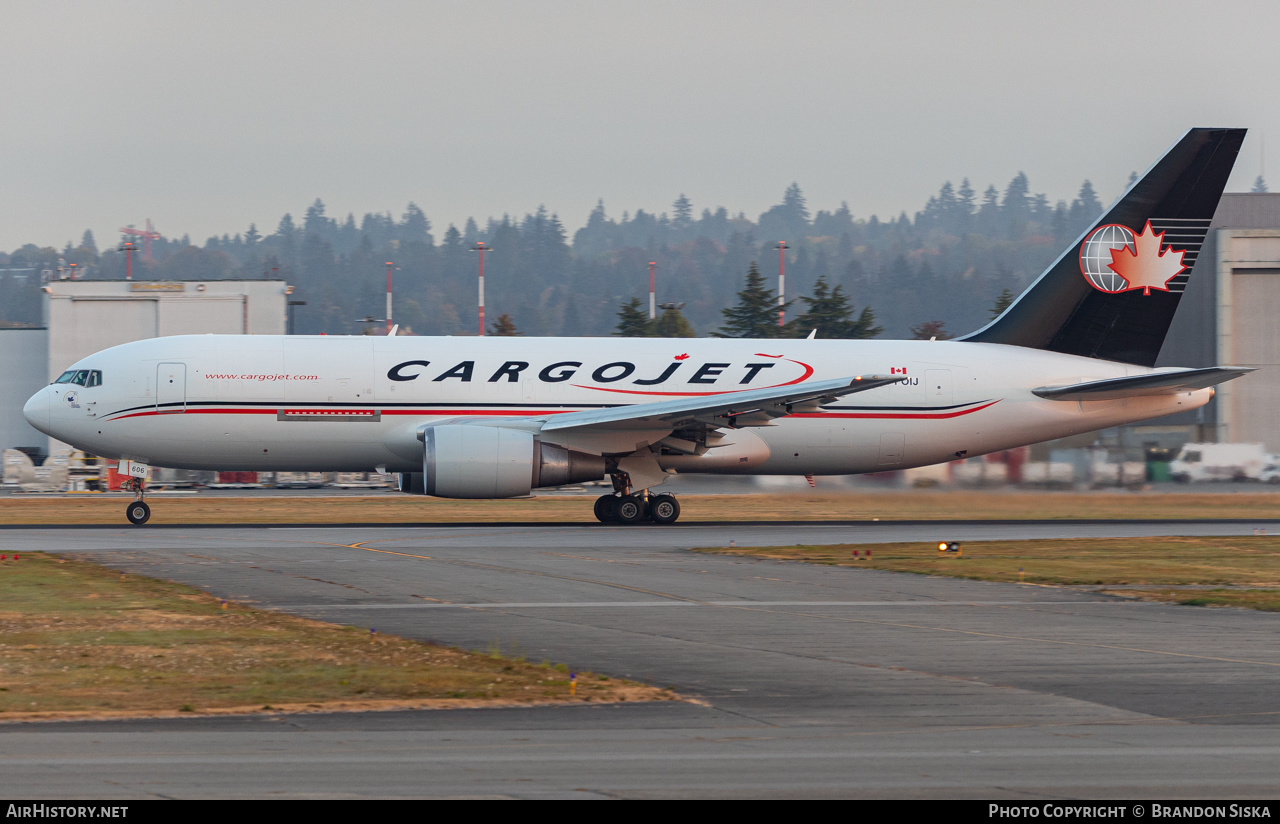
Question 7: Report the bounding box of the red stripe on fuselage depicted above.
[790,400,1000,419]
[106,399,999,422]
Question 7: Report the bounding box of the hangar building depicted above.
[1151,193,1280,452]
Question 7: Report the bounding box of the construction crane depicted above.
[119,219,162,261]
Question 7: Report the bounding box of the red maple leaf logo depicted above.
[673,353,689,361]
[1106,221,1187,295]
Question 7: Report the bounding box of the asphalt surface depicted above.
[3,520,1280,798]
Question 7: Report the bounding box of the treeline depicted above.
[0,172,1109,338]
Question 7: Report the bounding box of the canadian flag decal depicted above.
[890,367,907,374]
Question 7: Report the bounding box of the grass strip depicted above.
[1105,588,1280,612]
[2,491,1280,525]
[692,536,1280,612]
[0,552,673,719]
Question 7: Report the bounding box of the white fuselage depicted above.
[24,334,1211,477]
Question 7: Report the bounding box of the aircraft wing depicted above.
[539,374,899,433]
[1032,367,1253,401]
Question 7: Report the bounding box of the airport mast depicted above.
[385,261,395,334]
[117,240,137,280]
[648,261,657,320]
[471,241,491,336]
[774,241,790,327]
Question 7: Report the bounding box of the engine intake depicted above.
[419,424,604,499]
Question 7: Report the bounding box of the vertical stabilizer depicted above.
[962,128,1246,366]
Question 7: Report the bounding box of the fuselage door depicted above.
[157,363,187,413]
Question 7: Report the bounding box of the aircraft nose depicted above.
[23,389,51,434]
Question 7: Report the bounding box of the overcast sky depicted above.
[3,0,1277,250]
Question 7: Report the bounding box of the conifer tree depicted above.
[1070,180,1102,230]
[788,274,881,339]
[849,306,883,339]
[672,194,693,230]
[613,297,653,337]
[783,183,810,223]
[978,185,1001,233]
[958,178,976,216]
[716,262,784,338]
[654,303,694,337]
[1002,172,1030,223]
[990,288,1015,318]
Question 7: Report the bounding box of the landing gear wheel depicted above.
[594,494,617,523]
[615,495,646,525]
[126,500,151,525]
[648,494,680,525]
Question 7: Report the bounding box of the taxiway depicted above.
[2,520,1279,798]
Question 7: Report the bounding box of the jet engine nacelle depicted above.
[420,424,605,499]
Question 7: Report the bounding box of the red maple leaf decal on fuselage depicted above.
[1106,221,1187,295]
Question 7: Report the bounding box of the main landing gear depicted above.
[591,463,681,525]
[593,492,681,525]
[125,478,151,525]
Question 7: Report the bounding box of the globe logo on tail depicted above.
[1079,221,1188,295]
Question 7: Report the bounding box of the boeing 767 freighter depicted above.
[24,128,1252,525]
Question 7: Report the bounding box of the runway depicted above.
[3,520,1280,798]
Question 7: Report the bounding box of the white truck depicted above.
[1170,443,1271,483]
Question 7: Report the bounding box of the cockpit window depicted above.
[53,369,102,387]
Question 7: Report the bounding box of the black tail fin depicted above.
[961,128,1245,366]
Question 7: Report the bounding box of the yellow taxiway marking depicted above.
[342,541,433,561]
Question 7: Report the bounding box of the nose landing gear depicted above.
[124,478,151,525]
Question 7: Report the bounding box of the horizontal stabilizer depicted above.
[1032,367,1253,401]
